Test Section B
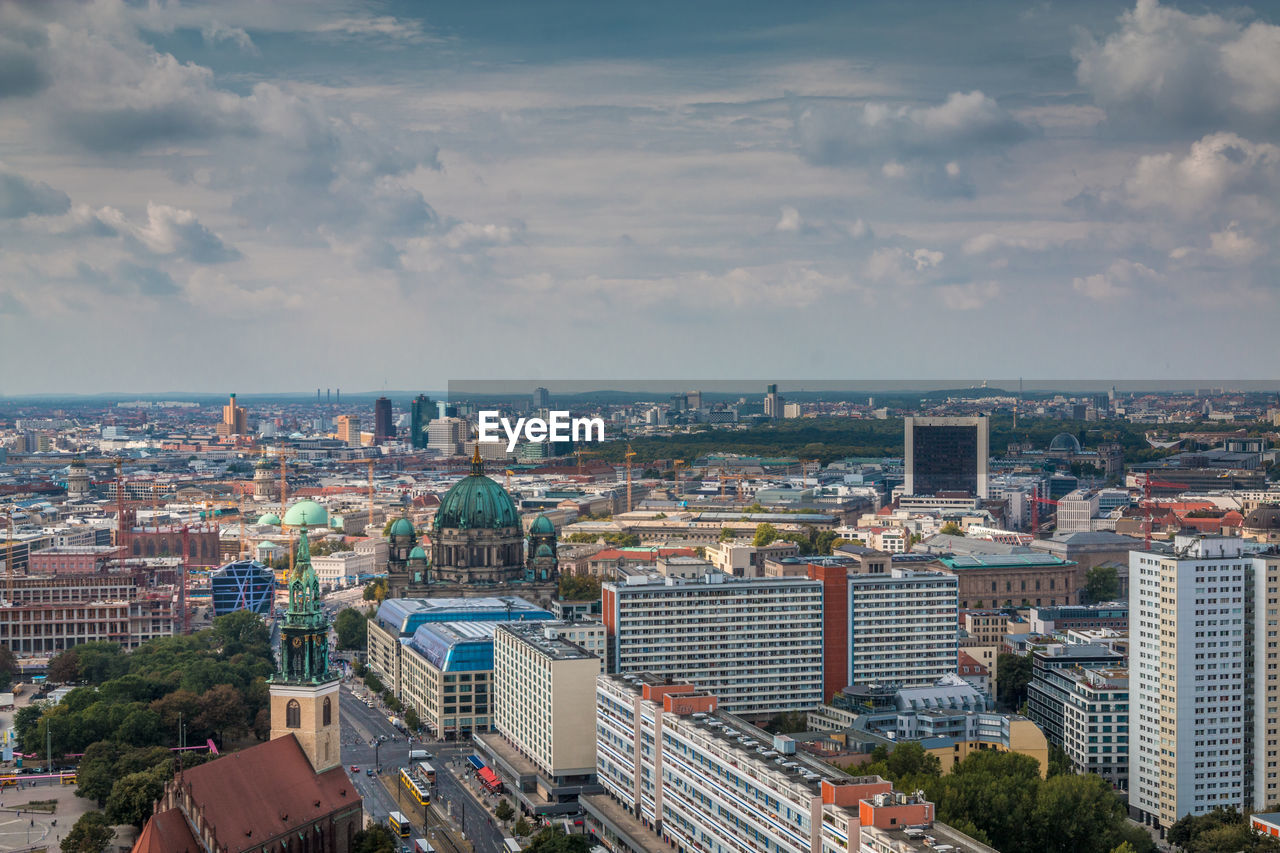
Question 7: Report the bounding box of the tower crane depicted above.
[574,449,598,476]
[1028,495,1059,535]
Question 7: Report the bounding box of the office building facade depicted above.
[602,574,824,715]
[410,394,434,449]
[903,416,989,498]
[373,396,393,444]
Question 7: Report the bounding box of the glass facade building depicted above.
[210,559,276,616]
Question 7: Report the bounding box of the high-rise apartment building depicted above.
[533,386,551,410]
[217,392,247,437]
[1130,536,1280,832]
[848,567,959,689]
[373,396,393,444]
[589,673,997,853]
[335,414,360,447]
[903,415,989,498]
[601,573,824,714]
[410,394,434,449]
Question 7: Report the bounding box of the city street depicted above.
[338,684,508,853]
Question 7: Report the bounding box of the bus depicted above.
[414,762,436,785]
[60,773,76,785]
[388,811,411,838]
[0,777,17,788]
[399,768,430,807]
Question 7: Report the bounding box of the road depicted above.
[337,683,508,853]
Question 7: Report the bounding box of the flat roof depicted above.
[375,596,551,635]
[497,621,600,661]
[937,554,1076,569]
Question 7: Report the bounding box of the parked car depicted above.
[350,765,359,773]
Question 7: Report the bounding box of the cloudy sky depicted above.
[2,0,1279,394]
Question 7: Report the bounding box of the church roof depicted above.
[530,514,555,535]
[434,454,520,531]
[161,734,358,853]
[389,517,416,538]
[134,804,200,853]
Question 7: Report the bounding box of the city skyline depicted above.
[2,0,1279,393]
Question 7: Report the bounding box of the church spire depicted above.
[471,443,485,476]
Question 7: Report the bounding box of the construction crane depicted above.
[625,444,637,512]
[1138,475,1191,548]
[1028,495,1059,535]
[672,459,686,498]
[272,448,298,510]
[574,449,598,476]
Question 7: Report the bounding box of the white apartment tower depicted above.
[1130,536,1280,832]
[602,573,824,715]
[848,567,959,689]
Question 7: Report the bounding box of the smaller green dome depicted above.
[256,457,273,469]
[283,499,327,527]
[530,514,555,535]
[534,543,554,558]
[389,517,415,538]
[408,545,427,561]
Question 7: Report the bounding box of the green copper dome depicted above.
[530,514,555,535]
[283,499,328,527]
[257,512,281,525]
[534,542,554,558]
[434,453,520,531]
[389,517,415,538]
[408,545,428,561]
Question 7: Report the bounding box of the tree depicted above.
[1081,564,1121,605]
[212,609,272,660]
[1167,807,1280,853]
[196,684,248,744]
[0,644,16,691]
[495,799,515,823]
[513,816,532,837]
[559,574,602,601]
[105,769,165,827]
[363,579,387,602]
[718,527,736,542]
[404,707,421,732]
[335,608,368,650]
[939,521,965,537]
[752,522,779,546]
[61,811,114,853]
[48,649,81,683]
[996,653,1033,712]
[352,825,399,853]
[524,827,592,852]
[1047,742,1073,777]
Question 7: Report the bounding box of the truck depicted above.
[502,839,522,852]
[413,840,435,853]
[408,748,433,761]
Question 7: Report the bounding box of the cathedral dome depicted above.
[529,514,555,535]
[258,512,281,526]
[534,543,554,558]
[1244,505,1280,531]
[408,545,427,561]
[389,517,415,538]
[283,499,328,527]
[434,454,520,531]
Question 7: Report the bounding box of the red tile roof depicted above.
[164,735,359,853]
[957,651,989,675]
[133,805,199,853]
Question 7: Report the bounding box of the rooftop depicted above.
[496,620,600,661]
[375,596,552,635]
[936,553,1076,570]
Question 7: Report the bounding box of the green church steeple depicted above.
[271,525,336,685]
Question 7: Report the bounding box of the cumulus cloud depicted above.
[1076,0,1280,130]
[866,247,944,283]
[0,171,70,218]
[201,22,257,55]
[128,203,240,263]
[1072,259,1159,302]
[1123,132,1280,218]
[114,261,180,297]
[775,205,804,233]
[792,91,1034,167]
